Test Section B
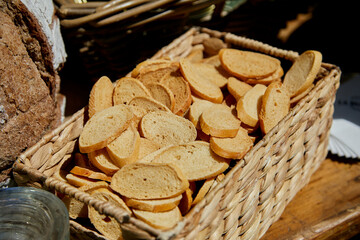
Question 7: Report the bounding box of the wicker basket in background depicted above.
[12,27,340,240]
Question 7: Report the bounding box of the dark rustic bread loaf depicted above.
[0,0,66,172]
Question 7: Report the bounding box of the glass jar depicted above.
[0,187,69,240]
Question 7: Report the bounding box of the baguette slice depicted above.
[135,61,179,86]
[139,111,197,148]
[210,127,253,159]
[147,82,175,112]
[178,187,194,215]
[128,96,171,114]
[88,148,119,176]
[62,181,109,219]
[65,173,98,187]
[192,176,216,206]
[113,77,152,105]
[131,59,173,78]
[160,70,192,116]
[283,50,322,97]
[259,81,290,134]
[227,77,253,101]
[124,194,182,212]
[200,104,241,138]
[151,141,230,181]
[236,84,267,127]
[88,76,114,118]
[190,61,228,88]
[110,162,189,200]
[188,99,214,129]
[70,166,112,182]
[242,66,284,85]
[179,58,223,103]
[219,49,280,80]
[88,188,131,240]
[138,137,161,160]
[79,105,134,153]
[132,207,182,230]
[106,124,140,168]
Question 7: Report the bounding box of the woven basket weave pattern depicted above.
[13,27,340,240]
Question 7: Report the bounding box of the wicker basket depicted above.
[12,27,340,240]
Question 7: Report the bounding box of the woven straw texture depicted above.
[13,27,340,240]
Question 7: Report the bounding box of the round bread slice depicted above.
[236,84,267,128]
[147,82,175,112]
[283,50,322,97]
[79,105,134,153]
[132,207,182,230]
[188,99,214,129]
[88,148,119,176]
[160,70,192,116]
[131,59,173,78]
[138,137,161,160]
[210,127,253,159]
[110,162,189,200]
[192,176,216,206]
[242,66,284,85]
[179,58,223,103]
[106,124,140,168]
[190,62,228,88]
[124,194,182,212]
[113,77,152,105]
[219,48,280,80]
[135,61,180,86]
[227,77,253,101]
[88,188,131,240]
[259,81,290,134]
[200,104,241,138]
[88,76,114,118]
[128,96,171,113]
[70,166,112,182]
[178,187,193,215]
[139,111,197,148]
[151,141,230,181]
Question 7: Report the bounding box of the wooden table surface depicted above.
[261,154,360,240]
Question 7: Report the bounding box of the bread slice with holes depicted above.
[259,81,290,134]
[134,61,179,86]
[88,76,114,118]
[236,84,267,128]
[139,111,197,148]
[88,188,131,240]
[219,48,281,80]
[179,58,223,103]
[283,50,322,97]
[79,105,134,153]
[110,162,189,200]
[160,70,192,116]
[124,194,182,212]
[151,141,230,181]
[210,127,253,159]
[106,124,140,168]
[113,77,152,105]
[188,99,214,129]
[146,82,175,112]
[132,207,182,230]
[200,104,241,138]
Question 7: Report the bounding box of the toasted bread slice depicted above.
[283,50,322,97]
[128,96,171,114]
[259,81,290,134]
[65,173,98,187]
[200,104,241,138]
[88,76,114,118]
[113,77,152,105]
[147,82,175,112]
[110,162,189,200]
[132,207,182,230]
[124,194,182,212]
[160,70,192,116]
[106,124,140,168]
[236,84,267,127]
[185,47,204,63]
[210,127,253,159]
[88,148,119,176]
[88,188,131,240]
[178,187,194,215]
[62,181,109,219]
[139,111,197,148]
[219,48,280,80]
[70,166,112,182]
[290,84,314,106]
[242,66,284,85]
[189,61,228,88]
[138,137,161,160]
[179,58,223,103]
[151,141,230,181]
[131,59,173,78]
[79,105,134,153]
[192,176,216,206]
[188,99,214,129]
[227,77,253,101]
[135,61,180,86]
